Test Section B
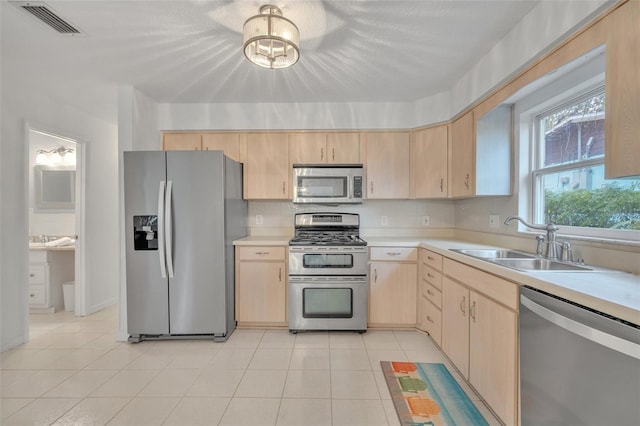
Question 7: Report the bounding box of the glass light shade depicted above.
[243,5,299,69]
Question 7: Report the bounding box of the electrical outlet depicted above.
[422,216,430,226]
[381,216,388,226]
[256,215,263,225]
[489,214,500,228]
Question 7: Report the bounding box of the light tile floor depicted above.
[1,306,501,425]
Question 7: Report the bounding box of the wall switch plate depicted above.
[489,214,500,228]
[381,216,388,226]
[256,215,263,225]
[422,216,430,226]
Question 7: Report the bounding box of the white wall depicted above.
[28,130,76,237]
[1,70,120,352]
[450,0,612,115]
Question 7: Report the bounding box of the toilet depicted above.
[62,281,75,312]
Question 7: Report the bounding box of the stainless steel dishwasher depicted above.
[520,286,640,425]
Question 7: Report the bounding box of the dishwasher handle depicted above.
[521,294,640,360]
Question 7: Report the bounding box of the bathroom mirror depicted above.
[34,165,75,210]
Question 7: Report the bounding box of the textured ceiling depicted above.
[1,0,540,122]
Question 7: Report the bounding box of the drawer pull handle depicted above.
[255,251,270,255]
[386,252,402,256]
[470,300,477,322]
[460,296,466,315]
[30,293,35,298]
[427,316,434,323]
[427,289,434,296]
[29,273,35,277]
[427,256,434,261]
[427,273,435,278]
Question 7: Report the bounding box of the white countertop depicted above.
[28,244,75,251]
[234,235,640,325]
[233,236,291,246]
[368,237,640,325]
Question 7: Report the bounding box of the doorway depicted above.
[27,126,85,319]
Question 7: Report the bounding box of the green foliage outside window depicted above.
[545,183,640,230]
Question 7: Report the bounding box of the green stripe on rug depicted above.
[381,361,489,425]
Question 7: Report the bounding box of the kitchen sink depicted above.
[449,248,599,272]
[450,248,537,259]
[491,258,593,272]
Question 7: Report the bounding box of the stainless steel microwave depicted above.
[292,164,364,204]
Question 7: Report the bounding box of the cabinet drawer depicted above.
[422,265,442,290]
[421,250,443,271]
[422,296,442,345]
[423,282,442,309]
[370,247,417,262]
[238,246,286,261]
[443,258,518,310]
[28,285,46,305]
[28,264,46,284]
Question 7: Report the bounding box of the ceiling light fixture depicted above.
[243,5,300,69]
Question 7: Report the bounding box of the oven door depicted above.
[288,276,367,332]
[289,246,368,276]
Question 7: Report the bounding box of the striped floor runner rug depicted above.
[381,361,489,426]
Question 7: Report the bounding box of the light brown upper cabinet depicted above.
[449,106,512,199]
[202,133,241,162]
[163,133,202,151]
[363,132,411,199]
[163,132,241,162]
[289,132,360,164]
[244,133,290,199]
[411,125,449,198]
[326,133,361,164]
[449,112,475,198]
[605,0,640,178]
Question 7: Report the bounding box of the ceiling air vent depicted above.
[11,1,81,34]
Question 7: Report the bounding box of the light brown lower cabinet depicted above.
[417,249,443,345]
[441,258,518,426]
[369,247,417,326]
[235,246,287,325]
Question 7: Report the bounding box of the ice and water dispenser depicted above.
[133,215,158,250]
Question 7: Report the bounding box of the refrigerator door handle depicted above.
[157,181,167,278]
[165,180,175,278]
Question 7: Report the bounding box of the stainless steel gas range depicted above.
[288,213,368,333]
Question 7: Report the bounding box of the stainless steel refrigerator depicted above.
[124,150,246,342]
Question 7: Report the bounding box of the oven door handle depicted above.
[521,295,640,360]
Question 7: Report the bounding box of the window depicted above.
[531,88,640,238]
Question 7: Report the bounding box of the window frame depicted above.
[515,59,639,244]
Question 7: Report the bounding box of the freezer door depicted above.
[166,151,227,335]
[124,151,169,336]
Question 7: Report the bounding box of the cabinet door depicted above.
[202,133,241,162]
[245,133,290,199]
[449,112,474,198]
[364,132,411,199]
[369,261,417,325]
[327,133,360,164]
[605,0,640,178]
[469,290,517,426]
[237,261,286,323]
[163,133,202,151]
[441,276,469,377]
[289,133,326,164]
[411,125,448,198]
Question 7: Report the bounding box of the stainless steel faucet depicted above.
[504,216,562,259]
